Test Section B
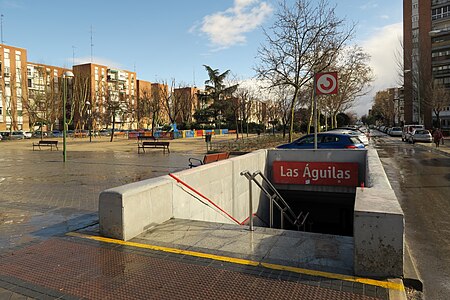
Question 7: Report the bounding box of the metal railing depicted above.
[240,170,309,231]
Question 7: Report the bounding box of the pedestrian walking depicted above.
[433,128,443,148]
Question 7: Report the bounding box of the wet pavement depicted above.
[373,133,450,300]
[0,136,403,299]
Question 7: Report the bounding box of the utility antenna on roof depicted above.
[193,67,196,87]
[1,14,4,44]
[90,25,94,63]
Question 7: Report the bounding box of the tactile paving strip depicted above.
[0,238,385,300]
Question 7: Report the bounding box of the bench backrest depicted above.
[142,141,169,146]
[202,152,229,164]
[217,152,229,161]
[40,140,58,145]
[138,136,156,141]
[203,153,219,164]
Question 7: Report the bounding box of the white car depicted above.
[10,131,27,140]
[402,125,424,142]
[408,129,432,143]
[22,131,32,139]
[326,129,369,146]
[389,127,402,137]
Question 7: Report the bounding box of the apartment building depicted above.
[26,62,71,131]
[430,0,450,128]
[173,86,199,125]
[73,63,137,130]
[0,44,28,131]
[404,0,450,128]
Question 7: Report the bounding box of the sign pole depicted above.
[313,75,318,150]
[314,72,338,150]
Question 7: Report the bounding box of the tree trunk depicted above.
[110,113,115,142]
[288,91,298,143]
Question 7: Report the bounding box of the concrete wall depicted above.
[99,150,268,240]
[172,149,268,224]
[354,148,404,277]
[98,147,404,278]
[99,176,174,241]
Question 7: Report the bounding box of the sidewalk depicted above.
[0,136,405,299]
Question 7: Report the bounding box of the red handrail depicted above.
[169,173,242,225]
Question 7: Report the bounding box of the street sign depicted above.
[272,161,358,187]
[315,72,338,95]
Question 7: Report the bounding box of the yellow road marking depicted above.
[67,232,404,291]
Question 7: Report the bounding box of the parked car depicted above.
[99,129,111,136]
[402,124,424,142]
[9,131,27,140]
[51,130,63,138]
[408,129,432,143]
[326,128,369,146]
[389,127,403,137]
[277,133,365,149]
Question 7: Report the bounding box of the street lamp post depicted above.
[86,101,92,142]
[62,71,74,162]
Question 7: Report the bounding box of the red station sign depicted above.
[272,161,359,187]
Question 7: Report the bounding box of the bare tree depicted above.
[424,81,450,128]
[371,90,394,125]
[268,85,294,138]
[255,0,355,142]
[324,46,374,128]
[71,75,90,132]
[174,84,197,126]
[104,90,127,142]
[137,87,153,129]
[22,67,62,137]
[231,87,247,138]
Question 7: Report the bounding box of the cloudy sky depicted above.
[1,0,402,116]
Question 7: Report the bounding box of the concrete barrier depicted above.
[99,150,268,240]
[98,147,404,278]
[99,176,174,240]
[353,148,404,277]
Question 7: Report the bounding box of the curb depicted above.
[388,278,407,300]
[403,242,423,291]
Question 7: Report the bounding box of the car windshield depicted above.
[415,130,428,134]
[349,137,362,144]
[322,135,339,143]
[297,135,316,144]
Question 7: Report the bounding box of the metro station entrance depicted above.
[277,190,355,236]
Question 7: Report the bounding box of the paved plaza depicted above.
[0,135,407,299]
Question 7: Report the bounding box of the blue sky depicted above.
[1,0,402,115]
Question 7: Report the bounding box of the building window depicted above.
[432,5,450,20]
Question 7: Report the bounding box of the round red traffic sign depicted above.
[315,72,338,95]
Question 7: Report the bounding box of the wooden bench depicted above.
[137,135,157,142]
[188,152,230,168]
[32,140,59,151]
[138,141,170,153]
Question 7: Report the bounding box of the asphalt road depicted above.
[373,133,450,300]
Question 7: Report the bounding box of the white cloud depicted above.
[353,22,403,116]
[360,1,379,10]
[197,0,273,49]
[74,56,123,69]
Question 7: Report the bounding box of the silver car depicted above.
[326,128,369,146]
[408,129,432,143]
[389,127,403,137]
